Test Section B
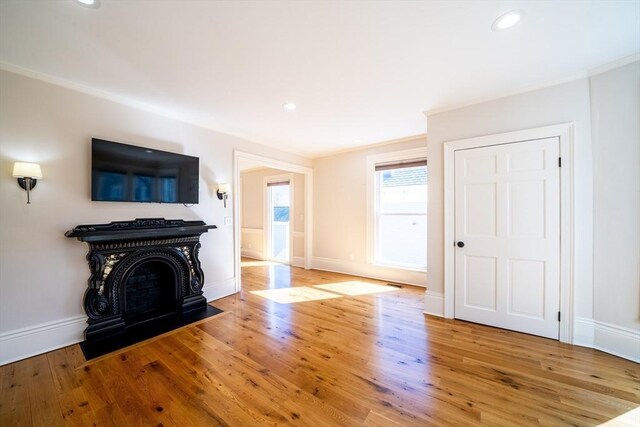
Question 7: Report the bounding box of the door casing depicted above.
[443,123,575,343]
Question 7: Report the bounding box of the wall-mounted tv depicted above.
[92,138,199,204]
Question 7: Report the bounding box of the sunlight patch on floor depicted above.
[314,281,398,296]
[251,287,342,304]
[597,407,640,426]
[251,281,400,304]
[241,260,283,267]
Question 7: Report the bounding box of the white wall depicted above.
[0,69,310,364]
[590,61,640,351]
[425,78,594,323]
[312,138,427,286]
[240,167,305,265]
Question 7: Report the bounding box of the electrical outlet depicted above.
[224,217,232,226]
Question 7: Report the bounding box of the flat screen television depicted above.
[92,138,199,204]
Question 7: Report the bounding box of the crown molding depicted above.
[424,72,587,117]
[0,62,313,159]
[587,53,640,77]
[0,61,189,121]
[424,53,640,118]
[311,133,427,159]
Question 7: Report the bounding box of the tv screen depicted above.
[91,139,199,204]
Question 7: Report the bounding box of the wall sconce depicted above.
[217,183,230,208]
[12,162,43,204]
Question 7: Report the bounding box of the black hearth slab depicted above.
[80,304,223,360]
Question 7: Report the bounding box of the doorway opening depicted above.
[234,151,313,293]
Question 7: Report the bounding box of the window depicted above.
[266,179,291,263]
[368,150,427,271]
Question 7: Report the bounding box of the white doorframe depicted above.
[233,151,313,292]
[443,123,575,343]
[263,173,294,263]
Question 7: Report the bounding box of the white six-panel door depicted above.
[454,137,560,339]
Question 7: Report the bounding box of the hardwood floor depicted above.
[1,261,639,426]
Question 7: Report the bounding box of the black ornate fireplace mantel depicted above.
[65,217,216,242]
[66,218,219,358]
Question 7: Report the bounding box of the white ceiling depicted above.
[1,1,638,157]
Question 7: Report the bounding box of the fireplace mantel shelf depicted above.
[65,218,217,242]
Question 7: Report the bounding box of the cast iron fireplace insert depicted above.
[65,218,222,359]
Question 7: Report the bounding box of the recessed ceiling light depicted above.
[353,139,362,144]
[492,10,523,31]
[282,102,297,111]
[73,0,101,9]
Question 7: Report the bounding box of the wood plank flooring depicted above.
[1,260,639,426]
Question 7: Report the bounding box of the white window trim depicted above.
[366,147,428,271]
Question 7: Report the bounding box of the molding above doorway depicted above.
[442,123,575,344]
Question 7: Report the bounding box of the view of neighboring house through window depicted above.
[374,159,427,270]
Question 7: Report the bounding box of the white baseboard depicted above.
[573,317,595,347]
[573,317,640,363]
[424,292,444,317]
[202,277,238,302]
[291,256,305,268]
[0,315,86,366]
[593,320,640,363]
[0,277,239,366]
[311,256,426,287]
[241,248,264,260]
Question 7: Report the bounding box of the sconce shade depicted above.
[12,162,43,179]
[218,183,230,194]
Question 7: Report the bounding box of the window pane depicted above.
[273,206,289,222]
[271,185,290,207]
[378,166,427,214]
[270,184,290,262]
[378,214,427,269]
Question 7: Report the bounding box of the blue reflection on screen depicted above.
[96,171,126,201]
[160,177,177,202]
[133,175,153,201]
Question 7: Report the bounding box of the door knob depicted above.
[457,241,465,248]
